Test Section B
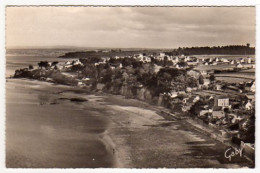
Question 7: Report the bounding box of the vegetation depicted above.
[172,45,255,55]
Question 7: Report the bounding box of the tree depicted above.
[178,61,188,67]
[209,74,215,82]
[121,58,132,67]
[199,75,204,85]
[187,77,198,88]
[51,61,59,67]
[163,56,168,66]
[38,61,49,69]
[29,64,34,70]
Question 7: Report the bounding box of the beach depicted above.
[6,78,253,168]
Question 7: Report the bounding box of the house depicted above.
[203,79,210,87]
[245,101,253,110]
[230,60,235,65]
[159,52,165,57]
[65,64,73,69]
[193,96,200,103]
[199,110,210,117]
[77,81,85,87]
[245,80,255,92]
[222,58,229,63]
[215,84,222,91]
[82,77,90,81]
[214,96,229,107]
[169,91,178,98]
[201,71,208,76]
[65,61,72,65]
[212,111,225,119]
[186,87,192,93]
[240,58,245,63]
[237,64,244,68]
[73,59,84,66]
[246,94,255,102]
[247,57,252,64]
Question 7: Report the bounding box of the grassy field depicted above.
[195,64,254,71]
[193,54,255,61]
[215,73,255,79]
[215,76,253,83]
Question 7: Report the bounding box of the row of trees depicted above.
[37,61,59,69]
[164,45,255,56]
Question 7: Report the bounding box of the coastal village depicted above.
[13,49,255,161]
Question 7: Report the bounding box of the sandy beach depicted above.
[6,79,253,168]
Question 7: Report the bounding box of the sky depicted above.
[6,7,255,49]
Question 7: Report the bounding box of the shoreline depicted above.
[6,78,254,168]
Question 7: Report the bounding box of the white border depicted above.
[0,1,259,173]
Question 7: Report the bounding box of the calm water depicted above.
[6,55,74,77]
[6,53,115,168]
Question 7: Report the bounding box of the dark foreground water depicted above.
[6,79,115,168]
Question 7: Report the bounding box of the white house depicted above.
[77,81,85,87]
[169,91,178,98]
[65,64,73,69]
[212,111,225,119]
[245,80,256,92]
[222,58,229,63]
[159,52,165,57]
[199,110,209,117]
[245,101,253,110]
[193,96,200,103]
[214,96,229,107]
[216,84,222,91]
[82,77,90,81]
[203,79,210,87]
[237,64,244,68]
[247,57,252,64]
[65,61,72,65]
[74,59,83,66]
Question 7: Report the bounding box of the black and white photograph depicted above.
[4,5,256,169]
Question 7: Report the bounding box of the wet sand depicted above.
[6,79,253,168]
[6,79,116,168]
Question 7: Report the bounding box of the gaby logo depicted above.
[224,143,245,161]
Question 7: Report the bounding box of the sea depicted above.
[5,49,116,168]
